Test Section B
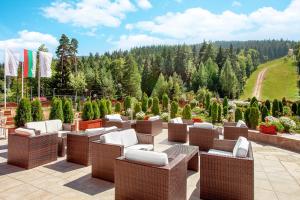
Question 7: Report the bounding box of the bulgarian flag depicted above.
[23,49,37,78]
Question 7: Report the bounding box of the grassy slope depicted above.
[240,57,299,101]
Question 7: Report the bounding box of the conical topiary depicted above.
[14,98,32,127]
[151,97,160,115]
[142,93,148,112]
[182,104,192,120]
[49,98,64,122]
[115,102,121,113]
[82,100,94,121]
[92,101,100,119]
[170,101,178,119]
[106,100,112,114]
[235,107,243,122]
[31,99,44,121]
[99,99,108,118]
[261,105,269,122]
[63,99,74,123]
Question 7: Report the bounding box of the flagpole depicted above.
[38,55,40,99]
[4,70,6,110]
[21,62,24,98]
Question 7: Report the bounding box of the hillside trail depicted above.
[252,68,268,100]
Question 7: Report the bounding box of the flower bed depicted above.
[192,117,202,123]
[259,124,277,135]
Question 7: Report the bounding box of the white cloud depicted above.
[136,0,152,9]
[126,0,300,41]
[42,0,136,28]
[232,1,242,7]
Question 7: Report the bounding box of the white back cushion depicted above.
[104,126,118,132]
[148,115,160,121]
[208,149,233,157]
[15,128,35,136]
[194,122,213,129]
[125,150,169,166]
[120,129,138,147]
[170,118,177,123]
[85,127,104,133]
[106,114,122,122]
[176,117,183,124]
[236,120,246,127]
[26,121,47,134]
[233,136,249,158]
[102,131,123,145]
[46,120,63,133]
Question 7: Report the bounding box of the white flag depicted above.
[39,51,53,78]
[4,49,19,76]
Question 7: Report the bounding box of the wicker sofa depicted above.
[102,114,131,129]
[135,116,163,136]
[189,123,219,151]
[91,128,154,182]
[168,117,193,143]
[224,121,248,140]
[8,129,58,169]
[200,138,254,200]
[115,150,187,200]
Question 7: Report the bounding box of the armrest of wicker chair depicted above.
[103,119,131,129]
[168,123,188,143]
[212,139,237,152]
[189,127,219,151]
[224,126,249,140]
[224,122,237,127]
[136,133,154,144]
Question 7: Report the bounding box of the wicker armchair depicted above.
[8,132,58,169]
[168,123,189,143]
[224,122,248,140]
[135,119,163,135]
[115,154,187,200]
[91,133,154,182]
[189,127,219,151]
[102,118,131,129]
[200,139,254,200]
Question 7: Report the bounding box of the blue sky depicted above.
[0,0,299,58]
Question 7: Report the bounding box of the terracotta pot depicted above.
[259,124,277,135]
[78,119,102,130]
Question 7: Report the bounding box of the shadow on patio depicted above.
[44,159,85,173]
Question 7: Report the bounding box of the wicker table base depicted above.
[163,144,199,172]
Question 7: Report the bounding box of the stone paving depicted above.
[1,130,300,200]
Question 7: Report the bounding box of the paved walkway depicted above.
[1,130,300,199]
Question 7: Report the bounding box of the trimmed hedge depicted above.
[205,93,210,110]
[31,99,44,121]
[223,96,228,116]
[142,93,148,112]
[124,96,131,111]
[235,107,243,122]
[265,100,271,111]
[92,101,100,119]
[82,101,94,121]
[217,104,222,123]
[14,98,32,127]
[211,101,218,124]
[272,99,280,117]
[249,106,260,129]
[106,100,112,114]
[170,101,178,119]
[134,102,142,115]
[148,97,153,108]
[49,98,64,122]
[182,104,192,120]
[115,102,121,113]
[99,99,108,118]
[63,99,74,123]
[152,97,160,115]
[162,93,169,111]
[261,105,268,122]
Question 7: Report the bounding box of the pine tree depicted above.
[220,58,238,98]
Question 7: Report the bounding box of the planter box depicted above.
[79,119,102,131]
[259,125,277,135]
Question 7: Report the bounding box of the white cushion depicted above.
[236,120,246,127]
[57,130,70,137]
[104,126,118,132]
[125,150,168,166]
[176,117,183,124]
[208,149,233,157]
[25,121,47,134]
[148,115,160,121]
[15,128,35,136]
[101,131,123,145]
[120,129,138,147]
[233,136,249,158]
[85,127,105,133]
[45,120,63,133]
[106,114,122,122]
[125,144,154,153]
[187,125,193,132]
[170,118,177,123]
[194,122,213,129]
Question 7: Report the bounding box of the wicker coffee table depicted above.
[163,144,199,172]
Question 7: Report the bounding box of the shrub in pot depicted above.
[106,100,112,114]
[162,93,169,111]
[134,102,142,118]
[261,106,269,122]
[14,98,32,127]
[99,99,108,118]
[282,97,287,106]
[142,93,148,112]
[115,102,121,113]
[283,106,292,116]
[279,101,283,114]
[31,99,44,121]
[76,98,81,112]
[182,104,192,120]
[63,99,74,124]
[82,101,94,121]
[92,101,100,119]
[152,97,160,115]
[211,101,218,124]
[148,97,153,109]
[49,98,64,122]
[223,96,228,116]
[217,104,222,123]
[249,106,260,129]
[298,103,300,116]
[250,97,258,107]
[235,107,243,122]
[136,111,145,120]
[244,107,251,127]
[160,112,169,122]
[170,101,178,119]
[124,96,131,111]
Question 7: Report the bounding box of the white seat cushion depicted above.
[208,149,233,157]
[15,128,35,136]
[105,114,122,122]
[25,121,47,134]
[170,118,177,123]
[148,116,160,121]
[194,122,213,129]
[101,131,123,145]
[104,126,118,132]
[57,130,70,137]
[125,144,154,153]
[236,120,247,127]
[233,136,249,158]
[125,149,168,166]
[85,127,105,133]
[120,129,138,147]
[176,117,183,124]
[46,120,63,133]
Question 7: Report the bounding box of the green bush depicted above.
[82,101,94,121]
[76,98,81,112]
[63,99,74,123]
[124,96,132,111]
[182,104,192,120]
[282,97,287,106]
[223,96,228,116]
[279,101,283,114]
[152,97,160,115]
[14,98,32,127]
[190,99,198,109]
[250,97,258,107]
[148,97,153,108]
[205,93,211,110]
[208,104,211,116]
[272,99,280,117]
[162,93,169,111]
[99,99,108,118]
[298,103,300,116]
[142,93,148,112]
[244,107,251,127]
[115,102,121,113]
[291,103,298,115]
[217,104,222,123]
[211,101,218,124]
[265,100,271,111]
[249,106,260,129]
[170,101,178,119]
[160,112,169,122]
[31,99,44,121]
[49,98,64,122]
[106,100,112,114]
[283,106,291,116]
[261,105,269,122]
[92,101,100,119]
[235,107,243,122]
[134,102,142,115]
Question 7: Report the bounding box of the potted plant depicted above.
[14,98,32,127]
[259,122,277,135]
[79,100,102,130]
[63,99,75,131]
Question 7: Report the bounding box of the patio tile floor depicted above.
[1,129,300,199]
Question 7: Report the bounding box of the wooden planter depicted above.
[259,124,277,135]
[79,119,102,130]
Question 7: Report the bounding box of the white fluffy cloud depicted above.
[136,0,152,9]
[43,0,136,28]
[0,30,58,51]
[126,0,300,41]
